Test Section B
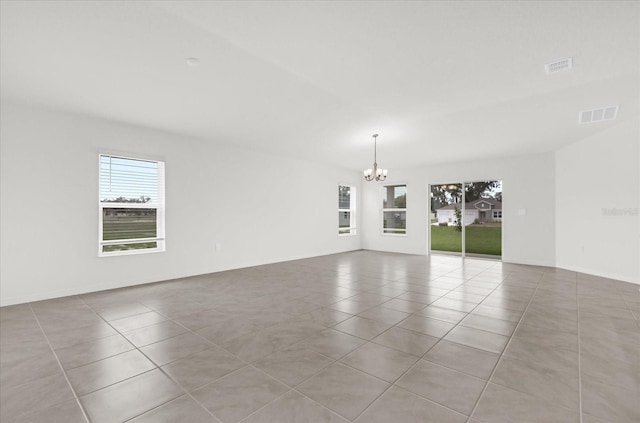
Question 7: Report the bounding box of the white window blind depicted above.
[99,154,165,256]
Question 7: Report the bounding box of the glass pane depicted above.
[382,185,406,209]
[339,185,351,209]
[430,183,462,254]
[339,211,351,229]
[100,155,159,203]
[383,211,406,234]
[103,208,157,241]
[464,180,502,258]
[103,241,158,253]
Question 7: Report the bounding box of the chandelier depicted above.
[363,134,388,181]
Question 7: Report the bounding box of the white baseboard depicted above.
[0,247,362,307]
[555,263,639,285]
[501,257,556,268]
[1,283,127,307]
[4,250,635,307]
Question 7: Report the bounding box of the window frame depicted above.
[98,153,166,257]
[381,183,407,236]
[338,184,356,236]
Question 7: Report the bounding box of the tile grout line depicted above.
[347,357,424,422]
[573,276,637,423]
[185,314,343,420]
[245,357,348,422]
[349,267,513,422]
[289,293,467,421]
[423,265,522,423]
[619,283,640,327]
[79,297,226,423]
[226,312,385,423]
[235,388,298,423]
[412,267,512,365]
[463,271,545,423]
[153,307,348,422]
[8,257,610,423]
[28,303,92,423]
[345,356,474,422]
[34,261,463,423]
[576,274,583,423]
[81,298,234,422]
[474,275,587,415]
[167,316,285,421]
[160,290,393,423]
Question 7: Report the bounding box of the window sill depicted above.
[98,247,165,258]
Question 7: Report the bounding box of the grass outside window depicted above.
[431,225,502,256]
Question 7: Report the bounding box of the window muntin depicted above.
[338,185,356,235]
[493,210,502,219]
[99,154,165,255]
[382,184,406,235]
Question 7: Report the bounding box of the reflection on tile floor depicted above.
[1,251,639,422]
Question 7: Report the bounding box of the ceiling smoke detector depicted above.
[545,58,573,74]
[579,106,618,124]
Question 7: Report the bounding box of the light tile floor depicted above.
[1,251,638,422]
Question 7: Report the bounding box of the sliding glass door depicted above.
[430,183,463,256]
[430,180,502,259]
[463,181,502,258]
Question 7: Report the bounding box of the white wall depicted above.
[0,103,362,306]
[556,118,639,284]
[362,153,557,267]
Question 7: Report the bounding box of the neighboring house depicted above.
[436,198,502,226]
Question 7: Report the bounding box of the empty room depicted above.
[1,1,638,423]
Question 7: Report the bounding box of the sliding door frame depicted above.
[428,180,502,260]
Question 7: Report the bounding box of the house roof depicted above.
[437,197,502,211]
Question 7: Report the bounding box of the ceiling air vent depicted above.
[579,106,618,124]
[545,58,573,74]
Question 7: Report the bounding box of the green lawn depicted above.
[431,225,502,256]
[102,214,157,252]
[103,216,156,240]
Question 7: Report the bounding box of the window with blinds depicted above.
[338,185,356,235]
[98,154,165,256]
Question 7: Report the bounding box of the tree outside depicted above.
[454,206,462,232]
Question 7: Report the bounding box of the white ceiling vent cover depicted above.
[579,106,618,124]
[545,58,573,74]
